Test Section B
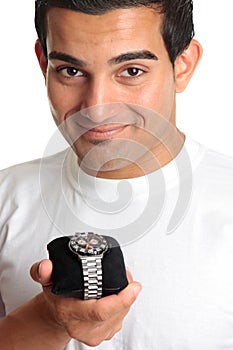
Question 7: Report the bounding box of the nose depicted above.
[79,77,119,123]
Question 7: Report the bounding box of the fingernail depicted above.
[133,284,142,297]
[38,262,42,280]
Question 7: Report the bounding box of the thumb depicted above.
[30,259,53,287]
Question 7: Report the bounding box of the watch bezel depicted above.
[69,232,108,256]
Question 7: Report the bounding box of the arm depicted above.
[0,260,141,349]
[0,293,70,350]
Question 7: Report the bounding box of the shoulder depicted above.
[181,136,233,191]
[196,146,233,186]
[192,145,233,218]
[0,150,69,197]
[203,146,233,170]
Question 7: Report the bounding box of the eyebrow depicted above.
[48,51,86,67]
[108,50,158,64]
[48,49,158,67]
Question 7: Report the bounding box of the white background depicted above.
[0,1,232,169]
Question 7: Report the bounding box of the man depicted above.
[1,0,233,349]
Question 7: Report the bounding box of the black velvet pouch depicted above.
[47,235,128,298]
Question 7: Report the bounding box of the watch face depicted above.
[69,232,108,256]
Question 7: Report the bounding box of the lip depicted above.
[82,124,130,140]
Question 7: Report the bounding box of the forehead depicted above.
[46,7,164,52]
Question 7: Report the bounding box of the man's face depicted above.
[42,7,178,177]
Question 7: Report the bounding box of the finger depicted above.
[104,281,142,313]
[68,300,131,346]
[54,280,142,324]
[125,268,133,283]
[30,262,40,282]
[66,305,128,346]
[75,318,124,347]
[104,308,128,340]
[30,259,53,286]
[77,281,142,322]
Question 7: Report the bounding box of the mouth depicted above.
[64,105,145,144]
[85,124,129,139]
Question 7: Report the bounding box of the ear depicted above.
[35,39,48,80]
[174,39,203,93]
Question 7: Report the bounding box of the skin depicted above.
[0,260,141,348]
[0,7,202,349]
[35,7,202,178]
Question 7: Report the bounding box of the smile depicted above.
[82,124,130,141]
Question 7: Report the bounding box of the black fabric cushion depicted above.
[47,235,128,298]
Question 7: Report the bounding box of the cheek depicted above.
[46,74,81,124]
[47,81,65,124]
[140,74,175,120]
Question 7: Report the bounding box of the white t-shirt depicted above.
[1,136,233,349]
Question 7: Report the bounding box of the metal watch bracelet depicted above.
[80,256,103,299]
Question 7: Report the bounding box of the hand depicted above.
[30,260,142,347]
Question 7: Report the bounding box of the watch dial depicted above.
[69,232,108,256]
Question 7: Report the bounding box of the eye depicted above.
[57,66,84,78]
[120,67,144,78]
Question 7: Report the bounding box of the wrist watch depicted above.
[68,232,108,300]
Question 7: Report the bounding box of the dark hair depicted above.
[35,0,195,65]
